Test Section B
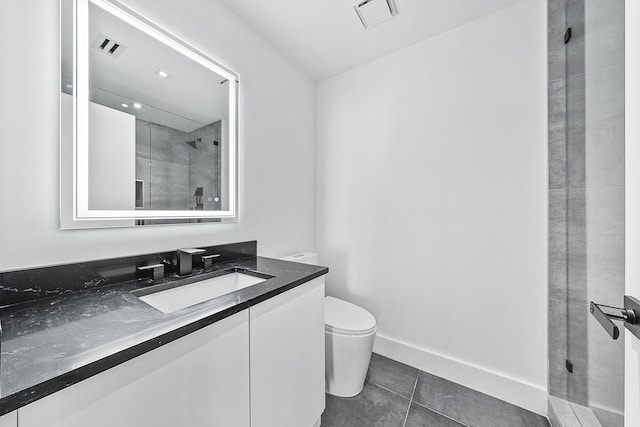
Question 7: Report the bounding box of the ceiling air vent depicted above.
[91,33,127,58]
[354,0,397,30]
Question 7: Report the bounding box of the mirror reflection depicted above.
[61,0,234,224]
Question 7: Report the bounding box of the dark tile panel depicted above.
[149,159,190,210]
[565,300,589,405]
[148,122,190,165]
[548,78,567,190]
[548,298,569,400]
[566,73,586,189]
[547,0,567,82]
[548,189,568,303]
[366,353,419,399]
[564,188,589,405]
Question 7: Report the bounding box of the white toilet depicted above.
[324,296,377,397]
[279,252,377,398]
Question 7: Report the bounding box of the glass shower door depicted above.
[558,0,626,425]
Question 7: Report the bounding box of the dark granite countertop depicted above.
[0,255,327,416]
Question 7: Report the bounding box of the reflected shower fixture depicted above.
[193,187,204,210]
[185,138,201,149]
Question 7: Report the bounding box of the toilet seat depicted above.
[325,296,377,336]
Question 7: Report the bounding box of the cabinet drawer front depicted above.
[0,411,16,427]
[19,311,250,427]
[250,277,325,427]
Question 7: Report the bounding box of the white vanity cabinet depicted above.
[250,277,325,427]
[16,277,326,427]
[0,411,16,427]
[18,311,250,427]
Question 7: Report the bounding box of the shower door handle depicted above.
[590,297,640,340]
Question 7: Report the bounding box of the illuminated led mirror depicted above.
[60,0,238,227]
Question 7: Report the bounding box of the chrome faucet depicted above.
[177,248,206,276]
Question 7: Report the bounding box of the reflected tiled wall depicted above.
[547,0,625,424]
[188,121,222,211]
[135,119,190,210]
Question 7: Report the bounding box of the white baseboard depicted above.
[373,333,548,416]
[591,403,623,427]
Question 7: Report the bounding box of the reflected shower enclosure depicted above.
[134,113,223,212]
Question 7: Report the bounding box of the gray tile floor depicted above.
[321,353,550,427]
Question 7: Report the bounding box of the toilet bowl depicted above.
[278,253,377,397]
[324,296,377,397]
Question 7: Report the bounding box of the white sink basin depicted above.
[138,272,267,314]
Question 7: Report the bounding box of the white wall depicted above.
[316,0,547,414]
[88,101,136,211]
[0,0,316,271]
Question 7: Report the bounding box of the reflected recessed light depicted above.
[155,69,172,79]
[121,103,129,108]
[66,83,73,89]
[133,103,142,109]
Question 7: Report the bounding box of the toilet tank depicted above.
[279,252,318,265]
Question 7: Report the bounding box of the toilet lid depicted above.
[325,296,377,335]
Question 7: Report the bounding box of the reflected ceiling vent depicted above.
[91,33,127,58]
[354,0,397,30]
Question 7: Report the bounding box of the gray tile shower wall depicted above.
[135,119,190,210]
[547,0,585,403]
[547,0,625,422]
[188,121,222,211]
[583,1,625,422]
[135,118,222,211]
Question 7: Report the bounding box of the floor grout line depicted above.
[367,380,414,401]
[411,399,471,427]
[402,371,420,427]
[410,371,420,402]
[347,357,548,427]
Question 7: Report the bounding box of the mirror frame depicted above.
[68,0,238,222]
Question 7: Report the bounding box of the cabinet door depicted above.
[250,277,325,427]
[0,411,16,427]
[19,311,250,427]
